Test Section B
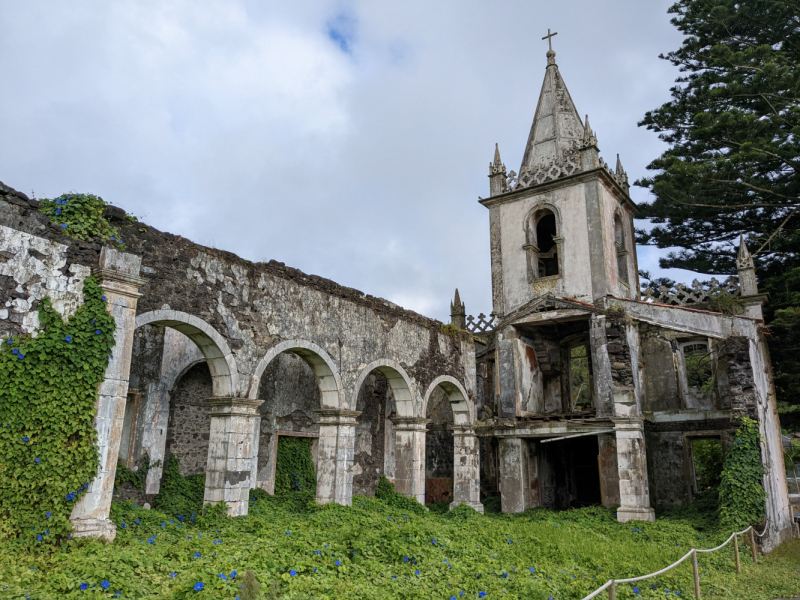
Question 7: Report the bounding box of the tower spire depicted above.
[450,288,466,329]
[488,143,507,197]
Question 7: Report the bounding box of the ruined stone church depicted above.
[0,45,792,550]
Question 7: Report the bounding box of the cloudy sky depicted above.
[0,1,696,322]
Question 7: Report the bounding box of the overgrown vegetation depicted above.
[719,418,766,530]
[1,491,798,599]
[275,437,317,495]
[39,193,127,247]
[152,454,206,517]
[0,278,115,546]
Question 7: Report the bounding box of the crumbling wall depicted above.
[640,326,680,412]
[167,362,214,476]
[425,387,454,503]
[722,336,757,418]
[353,372,390,496]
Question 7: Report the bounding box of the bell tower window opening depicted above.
[535,211,559,278]
[614,214,629,285]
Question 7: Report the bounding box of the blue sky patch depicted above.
[326,11,356,54]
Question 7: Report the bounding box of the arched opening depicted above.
[254,351,321,496]
[614,214,629,284]
[166,361,214,477]
[425,386,454,507]
[536,211,559,277]
[351,361,417,499]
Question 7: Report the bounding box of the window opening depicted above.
[536,212,559,277]
[614,215,629,284]
[691,438,723,493]
[569,345,593,408]
[684,342,713,393]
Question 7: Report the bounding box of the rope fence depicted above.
[580,522,770,600]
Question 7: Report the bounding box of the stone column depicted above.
[450,425,483,513]
[614,419,655,522]
[597,432,620,507]
[498,437,531,514]
[392,417,428,504]
[314,409,360,506]
[203,398,263,517]
[71,248,146,541]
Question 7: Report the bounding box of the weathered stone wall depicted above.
[167,362,214,476]
[425,387,454,503]
[353,372,390,496]
[722,336,757,418]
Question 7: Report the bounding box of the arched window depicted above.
[614,214,629,285]
[527,209,559,278]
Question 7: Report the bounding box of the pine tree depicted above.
[637,0,800,407]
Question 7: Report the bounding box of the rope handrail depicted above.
[580,522,770,600]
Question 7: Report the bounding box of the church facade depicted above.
[0,46,792,551]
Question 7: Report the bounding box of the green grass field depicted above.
[0,494,798,599]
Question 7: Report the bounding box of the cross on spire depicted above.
[542,29,558,51]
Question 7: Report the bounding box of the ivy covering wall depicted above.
[719,418,766,530]
[0,277,115,545]
[274,437,316,494]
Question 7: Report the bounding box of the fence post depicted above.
[749,528,758,564]
[691,549,701,598]
[608,580,616,600]
[733,533,741,573]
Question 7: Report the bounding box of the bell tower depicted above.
[480,44,638,318]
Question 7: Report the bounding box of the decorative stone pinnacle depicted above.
[450,288,466,329]
[737,234,755,270]
[582,115,597,147]
[615,154,625,176]
[490,143,506,175]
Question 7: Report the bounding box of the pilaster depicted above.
[203,397,263,517]
[498,437,532,514]
[614,418,655,522]
[449,425,483,513]
[71,248,146,541]
[314,409,360,506]
[392,416,428,504]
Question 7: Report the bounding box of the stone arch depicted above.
[523,202,564,281]
[248,339,343,409]
[422,376,474,425]
[351,359,418,417]
[135,310,239,397]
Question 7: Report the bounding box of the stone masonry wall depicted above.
[167,362,214,476]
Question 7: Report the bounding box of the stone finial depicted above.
[737,234,755,271]
[615,154,630,191]
[582,115,598,148]
[488,144,508,197]
[450,288,466,330]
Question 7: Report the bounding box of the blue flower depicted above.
[286,531,290,535]
[148,539,154,544]
[170,572,177,578]
[61,224,68,228]
[18,353,24,359]
[193,582,204,591]
[12,348,18,354]
[415,570,420,575]
[529,567,535,573]
[219,574,227,580]
[36,535,42,541]
[56,209,61,215]
[23,436,29,442]
[95,330,101,335]
[479,593,487,598]
[121,523,126,528]
[634,588,639,594]
[508,539,512,543]
[432,538,437,544]
[313,568,317,573]
[61,199,67,205]
[101,296,106,301]
[443,559,447,563]
[289,570,297,576]
[387,516,391,520]
[135,519,140,524]
[502,573,508,579]
[403,556,408,563]
[230,571,237,578]
[110,237,115,241]
[80,583,89,590]
[335,560,341,566]
[65,335,72,342]
[194,553,201,558]
[101,581,110,589]
[35,457,40,463]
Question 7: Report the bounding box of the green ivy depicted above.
[152,454,206,517]
[274,437,317,495]
[374,475,427,515]
[0,277,115,546]
[719,418,766,531]
[39,192,125,247]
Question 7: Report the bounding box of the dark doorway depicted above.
[538,435,602,510]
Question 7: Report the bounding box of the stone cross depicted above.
[542,29,558,51]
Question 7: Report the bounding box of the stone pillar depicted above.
[203,398,263,517]
[315,409,360,506]
[71,248,146,541]
[588,315,614,417]
[450,425,483,513]
[498,437,532,514]
[393,417,428,504]
[598,432,620,507]
[614,419,655,522]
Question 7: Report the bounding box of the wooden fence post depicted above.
[733,533,741,573]
[692,549,701,598]
[750,528,758,564]
[608,580,616,600]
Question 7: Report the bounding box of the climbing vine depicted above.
[718,418,766,530]
[274,437,317,494]
[0,277,115,546]
[152,454,206,517]
[39,192,126,246]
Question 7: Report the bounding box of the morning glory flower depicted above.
[101,581,110,589]
[35,458,40,463]
[61,224,68,228]
[18,353,24,359]
[508,539,512,543]
[56,209,61,215]
[170,573,177,578]
[80,583,88,590]
[23,436,29,442]
[219,574,227,580]
[193,582,204,591]
[101,296,106,301]
[135,519,139,524]
[95,330,101,335]
[335,560,341,566]
[110,237,115,241]
[45,511,50,518]
[194,553,201,558]
[286,531,290,535]
[12,349,18,355]
[502,573,508,579]
[289,570,297,577]
[432,538,436,545]
[65,334,72,343]
[479,593,487,598]
[121,524,126,528]
[230,571,237,578]
[634,588,639,594]
[415,570,420,576]
[403,557,408,563]
[36,535,42,541]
